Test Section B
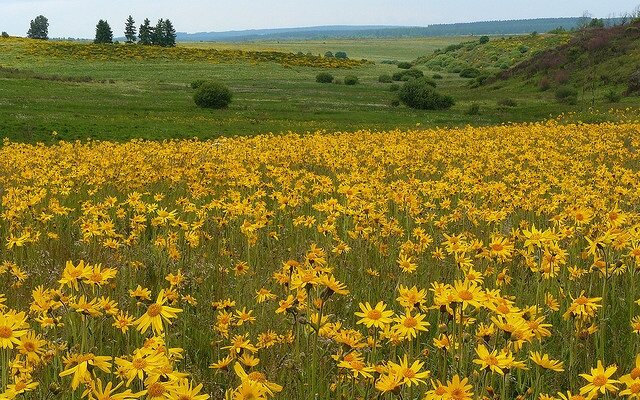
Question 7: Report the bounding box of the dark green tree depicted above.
[27,15,49,40]
[94,20,113,44]
[151,18,165,46]
[138,18,152,45]
[124,15,137,43]
[163,19,176,47]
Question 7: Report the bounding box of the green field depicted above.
[0,36,637,142]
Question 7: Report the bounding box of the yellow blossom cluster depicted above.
[1,121,640,399]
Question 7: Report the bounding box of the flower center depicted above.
[631,367,640,379]
[458,290,473,301]
[132,358,147,370]
[147,304,162,317]
[403,368,416,378]
[575,296,588,305]
[0,326,13,339]
[592,375,607,387]
[403,316,417,328]
[367,309,382,320]
[147,383,165,397]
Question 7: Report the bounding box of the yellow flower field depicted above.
[1,121,640,399]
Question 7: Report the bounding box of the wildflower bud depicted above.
[438,323,448,332]
[49,383,62,395]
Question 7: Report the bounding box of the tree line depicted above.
[25,15,176,47]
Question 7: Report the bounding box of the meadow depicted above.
[2,30,640,400]
[2,119,640,399]
[0,35,636,142]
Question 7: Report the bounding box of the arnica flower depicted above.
[135,289,183,335]
[579,360,620,399]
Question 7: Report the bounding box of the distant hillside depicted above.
[497,21,640,96]
[176,18,618,42]
[414,32,572,75]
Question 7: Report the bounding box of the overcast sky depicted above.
[1,0,638,38]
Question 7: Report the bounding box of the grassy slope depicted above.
[495,22,640,99]
[0,36,638,143]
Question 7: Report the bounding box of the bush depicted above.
[193,81,232,109]
[398,78,455,110]
[1,32,9,39]
[628,69,640,94]
[459,68,481,79]
[397,61,413,69]
[497,98,518,107]
[555,86,578,104]
[389,83,400,92]
[344,75,359,85]
[539,77,551,91]
[378,74,392,83]
[316,72,334,84]
[190,79,206,89]
[466,103,481,115]
[479,36,490,44]
[324,51,334,58]
[604,89,622,103]
[432,74,443,80]
[334,51,348,59]
[392,68,424,81]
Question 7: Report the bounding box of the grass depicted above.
[0,36,638,143]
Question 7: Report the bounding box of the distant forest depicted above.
[175,17,624,42]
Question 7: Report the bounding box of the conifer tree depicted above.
[124,15,137,43]
[138,18,153,45]
[94,20,113,44]
[163,19,177,47]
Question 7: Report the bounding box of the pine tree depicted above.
[152,18,165,46]
[27,15,49,40]
[124,15,137,43]
[94,20,113,44]
[163,19,177,47]
[138,18,152,45]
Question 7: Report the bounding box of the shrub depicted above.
[555,86,578,104]
[190,79,206,89]
[397,61,413,69]
[390,99,400,107]
[193,81,232,109]
[518,45,529,53]
[316,72,334,84]
[334,51,348,59]
[389,83,400,92]
[378,74,392,83]
[479,36,490,44]
[432,74,443,80]
[604,89,622,103]
[459,68,480,79]
[392,68,424,81]
[324,51,334,58]
[628,69,640,94]
[497,98,518,107]
[466,103,481,115]
[539,77,552,91]
[344,75,359,85]
[398,78,455,110]
[1,32,9,39]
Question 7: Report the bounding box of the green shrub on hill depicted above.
[398,78,454,110]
